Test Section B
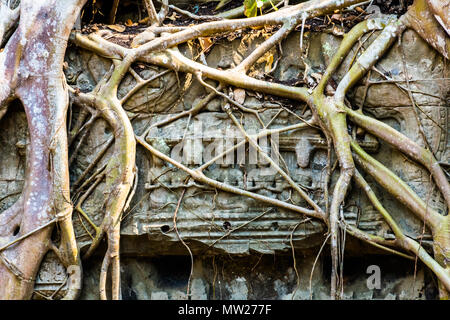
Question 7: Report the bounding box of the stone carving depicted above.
[0,21,447,299]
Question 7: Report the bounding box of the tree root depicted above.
[0,0,448,300]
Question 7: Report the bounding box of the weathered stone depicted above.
[191,278,208,300]
[151,291,169,300]
[0,16,447,299]
[226,277,248,300]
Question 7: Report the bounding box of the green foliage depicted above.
[244,0,278,18]
[244,0,259,17]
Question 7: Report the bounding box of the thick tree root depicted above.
[0,0,87,299]
[0,0,448,300]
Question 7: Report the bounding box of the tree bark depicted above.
[0,0,86,300]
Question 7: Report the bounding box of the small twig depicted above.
[172,188,194,298]
[290,219,311,299]
[121,69,171,105]
[309,233,331,299]
[0,219,57,253]
[208,209,273,249]
[161,2,223,21]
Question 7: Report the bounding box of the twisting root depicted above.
[72,55,137,299]
[1,0,448,300]
[353,170,450,292]
[68,0,449,299]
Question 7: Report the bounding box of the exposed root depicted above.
[0,0,448,300]
[354,170,450,292]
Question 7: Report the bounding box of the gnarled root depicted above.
[1,0,448,300]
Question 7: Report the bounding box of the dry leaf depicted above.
[199,37,213,53]
[331,13,342,21]
[264,53,274,73]
[234,88,246,105]
[107,24,126,32]
[125,19,134,27]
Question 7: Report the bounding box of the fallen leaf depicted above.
[331,13,342,21]
[199,37,213,53]
[107,24,126,32]
[264,53,274,73]
[125,19,134,27]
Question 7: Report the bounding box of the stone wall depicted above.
[0,17,447,299]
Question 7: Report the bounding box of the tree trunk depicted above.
[0,0,86,300]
